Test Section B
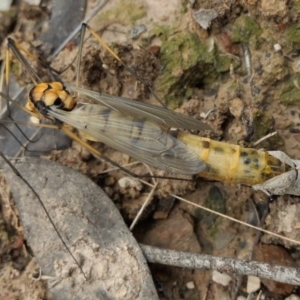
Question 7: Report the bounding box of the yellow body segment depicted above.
[177,132,290,185]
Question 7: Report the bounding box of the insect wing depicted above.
[47,104,206,174]
[65,84,212,131]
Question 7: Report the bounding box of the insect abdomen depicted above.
[177,132,289,185]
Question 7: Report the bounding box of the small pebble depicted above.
[274,43,282,52]
[118,177,143,190]
[193,9,218,30]
[212,270,232,286]
[105,176,115,186]
[247,275,261,293]
[229,98,243,119]
[252,60,262,71]
[186,281,195,289]
[129,24,147,40]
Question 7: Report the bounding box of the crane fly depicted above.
[26,80,290,182]
[4,38,214,175]
[2,25,295,195]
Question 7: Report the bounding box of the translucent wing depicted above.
[65,84,212,131]
[47,103,206,174]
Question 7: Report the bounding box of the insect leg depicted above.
[0,152,87,278]
[78,23,168,108]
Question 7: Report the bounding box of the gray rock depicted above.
[1,157,158,300]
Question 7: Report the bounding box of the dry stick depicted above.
[253,131,277,147]
[130,164,158,231]
[140,244,300,285]
[130,180,158,231]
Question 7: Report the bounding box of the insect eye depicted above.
[35,100,49,115]
[54,98,63,108]
[54,98,61,105]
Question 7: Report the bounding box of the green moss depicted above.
[227,81,245,97]
[215,55,232,73]
[280,74,300,105]
[208,224,221,237]
[150,25,174,42]
[251,110,274,138]
[195,186,226,224]
[185,87,194,98]
[180,0,189,14]
[292,0,300,13]
[207,187,226,212]
[215,53,241,74]
[253,94,266,106]
[286,24,300,49]
[228,82,240,91]
[281,87,300,105]
[10,63,20,75]
[248,109,285,150]
[232,15,262,45]
[97,0,146,26]
[154,31,217,107]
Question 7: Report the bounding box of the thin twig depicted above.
[140,244,300,285]
[130,181,158,230]
[253,132,277,147]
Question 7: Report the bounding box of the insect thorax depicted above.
[27,82,76,116]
